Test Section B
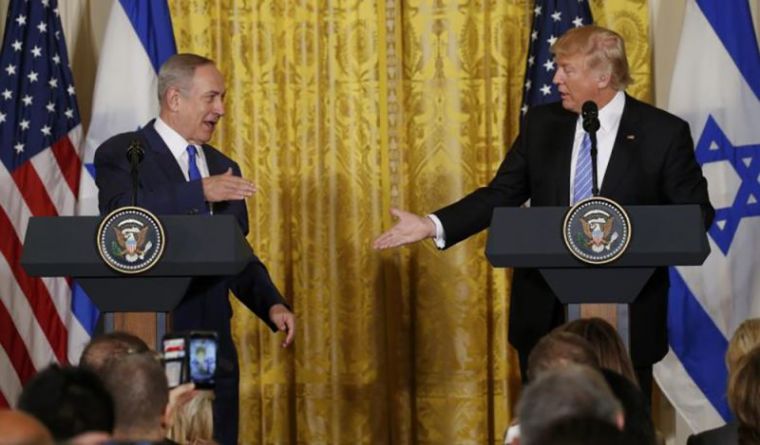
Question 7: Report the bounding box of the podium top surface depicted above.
[486,205,710,268]
[21,215,253,277]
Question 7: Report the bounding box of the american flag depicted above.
[521,0,593,115]
[0,0,94,407]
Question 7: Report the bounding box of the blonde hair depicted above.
[167,390,214,444]
[551,25,633,91]
[727,346,760,444]
[726,318,760,374]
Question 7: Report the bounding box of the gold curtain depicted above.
[168,1,650,443]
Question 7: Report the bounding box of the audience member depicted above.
[100,353,176,444]
[516,365,623,445]
[526,331,599,381]
[688,319,760,444]
[729,346,760,445]
[726,318,760,374]
[0,409,53,445]
[17,364,114,442]
[167,390,215,445]
[524,331,655,445]
[532,416,636,445]
[557,317,638,386]
[80,331,151,375]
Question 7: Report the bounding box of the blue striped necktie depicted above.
[186,145,202,181]
[573,132,593,204]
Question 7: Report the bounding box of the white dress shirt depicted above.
[154,116,211,180]
[430,91,626,249]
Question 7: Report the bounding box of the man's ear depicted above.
[165,87,182,112]
[597,71,611,89]
[161,402,172,431]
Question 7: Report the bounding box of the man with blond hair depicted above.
[374,25,713,395]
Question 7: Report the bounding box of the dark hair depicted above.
[80,331,151,376]
[102,352,169,436]
[558,317,638,386]
[527,331,600,381]
[534,416,635,445]
[517,365,622,445]
[17,364,114,441]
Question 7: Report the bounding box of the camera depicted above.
[162,331,218,389]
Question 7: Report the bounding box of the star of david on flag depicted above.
[654,0,760,433]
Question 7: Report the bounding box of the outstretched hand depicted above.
[372,208,436,250]
[201,167,257,202]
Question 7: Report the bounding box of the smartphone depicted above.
[188,331,217,389]
[162,334,187,389]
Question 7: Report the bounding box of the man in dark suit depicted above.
[374,25,713,398]
[94,53,295,445]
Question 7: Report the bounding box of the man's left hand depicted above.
[269,304,295,348]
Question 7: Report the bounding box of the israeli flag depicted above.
[78,0,176,215]
[654,0,760,433]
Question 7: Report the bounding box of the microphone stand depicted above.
[126,140,144,207]
[582,101,601,197]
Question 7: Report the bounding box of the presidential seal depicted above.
[563,197,632,265]
[96,206,165,274]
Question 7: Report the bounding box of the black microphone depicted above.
[126,140,144,207]
[581,101,600,196]
[581,100,600,133]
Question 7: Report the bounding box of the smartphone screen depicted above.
[188,334,217,389]
[162,336,186,388]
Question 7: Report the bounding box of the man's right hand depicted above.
[201,167,257,202]
[373,208,436,249]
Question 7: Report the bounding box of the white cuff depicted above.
[427,214,446,249]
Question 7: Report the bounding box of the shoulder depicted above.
[625,94,689,130]
[94,130,145,161]
[202,144,238,166]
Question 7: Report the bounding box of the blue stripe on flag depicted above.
[71,281,99,336]
[695,0,760,99]
[118,0,177,72]
[668,268,731,421]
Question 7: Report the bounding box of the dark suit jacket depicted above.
[435,95,714,367]
[94,120,286,369]
[686,422,738,445]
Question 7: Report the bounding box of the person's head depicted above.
[558,317,638,386]
[0,409,54,445]
[726,318,760,374]
[531,416,635,445]
[167,390,214,444]
[16,365,114,441]
[79,331,150,376]
[728,345,760,442]
[527,331,600,381]
[157,53,225,145]
[101,352,170,441]
[551,25,632,113]
[517,365,624,445]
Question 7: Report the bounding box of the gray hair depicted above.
[157,53,214,102]
[517,365,622,445]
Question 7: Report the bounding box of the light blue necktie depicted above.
[572,132,593,204]
[186,145,202,181]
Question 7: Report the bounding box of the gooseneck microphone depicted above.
[126,139,145,207]
[581,101,600,197]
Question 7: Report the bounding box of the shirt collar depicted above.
[575,90,626,134]
[154,116,197,159]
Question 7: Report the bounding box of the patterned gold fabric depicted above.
[168,1,650,443]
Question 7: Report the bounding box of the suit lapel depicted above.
[554,110,577,206]
[600,94,641,198]
[203,146,226,176]
[141,120,187,183]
